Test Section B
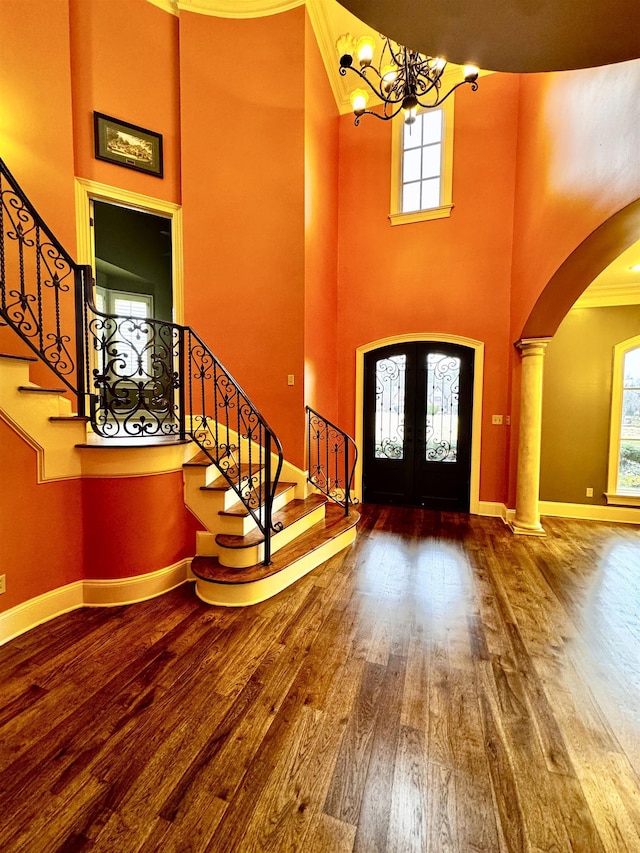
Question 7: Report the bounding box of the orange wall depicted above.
[179,9,306,467]
[304,11,340,423]
[510,60,640,341]
[0,415,201,613]
[0,0,79,388]
[0,0,76,250]
[336,73,520,503]
[0,420,83,609]
[69,0,181,204]
[82,472,200,580]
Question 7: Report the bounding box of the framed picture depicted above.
[94,112,163,178]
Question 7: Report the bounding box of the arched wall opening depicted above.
[521,199,640,340]
[511,198,640,523]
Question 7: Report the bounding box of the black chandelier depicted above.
[337,33,479,125]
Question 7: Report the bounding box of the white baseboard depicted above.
[83,558,192,606]
[539,500,640,525]
[0,581,84,647]
[0,558,193,647]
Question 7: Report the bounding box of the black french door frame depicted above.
[363,341,475,510]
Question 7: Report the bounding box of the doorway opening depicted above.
[355,334,484,513]
[92,200,173,324]
[364,340,474,509]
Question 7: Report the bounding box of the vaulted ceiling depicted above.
[147,0,640,303]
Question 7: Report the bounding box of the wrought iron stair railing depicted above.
[0,158,91,413]
[0,157,283,564]
[306,405,358,515]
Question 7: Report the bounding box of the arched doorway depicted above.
[355,334,484,513]
[513,200,640,532]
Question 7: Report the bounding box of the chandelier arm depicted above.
[386,39,405,66]
[342,64,390,101]
[354,103,404,125]
[415,77,479,109]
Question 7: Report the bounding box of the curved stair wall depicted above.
[0,352,360,642]
[0,353,201,644]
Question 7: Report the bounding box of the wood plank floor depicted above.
[1,505,639,852]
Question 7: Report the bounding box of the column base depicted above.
[508,518,546,536]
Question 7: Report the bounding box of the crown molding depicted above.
[176,0,303,16]
[574,282,640,308]
[145,0,304,16]
[146,0,179,15]
[306,0,348,113]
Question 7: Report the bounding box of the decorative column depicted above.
[510,338,551,536]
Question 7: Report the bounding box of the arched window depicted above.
[606,336,640,505]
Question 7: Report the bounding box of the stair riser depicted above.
[195,525,357,606]
[0,358,32,387]
[216,486,297,536]
[196,530,217,557]
[217,504,327,569]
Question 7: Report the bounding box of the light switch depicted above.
[287,375,295,386]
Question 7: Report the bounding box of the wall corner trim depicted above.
[0,559,193,647]
[477,501,509,521]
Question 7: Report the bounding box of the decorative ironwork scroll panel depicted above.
[307,406,358,513]
[425,352,460,462]
[88,310,180,437]
[375,354,406,460]
[0,162,81,392]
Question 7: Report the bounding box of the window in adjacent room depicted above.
[606,336,640,505]
[95,287,154,378]
[389,97,454,226]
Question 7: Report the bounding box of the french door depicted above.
[363,342,474,510]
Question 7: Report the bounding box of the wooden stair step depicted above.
[183,450,216,467]
[192,504,359,584]
[50,415,91,423]
[0,352,38,362]
[218,481,296,517]
[76,438,191,449]
[18,385,68,394]
[215,494,327,550]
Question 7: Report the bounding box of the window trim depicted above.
[389,96,455,226]
[605,334,640,506]
[95,286,154,318]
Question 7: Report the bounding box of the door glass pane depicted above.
[375,355,406,459]
[618,347,640,492]
[425,353,460,462]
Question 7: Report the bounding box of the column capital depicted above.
[515,337,552,356]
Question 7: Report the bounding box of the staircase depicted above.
[184,450,358,606]
[0,158,360,608]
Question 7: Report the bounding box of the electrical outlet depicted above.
[0,574,5,595]
[586,487,594,497]
[491,414,503,425]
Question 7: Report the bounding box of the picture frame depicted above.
[93,112,163,178]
